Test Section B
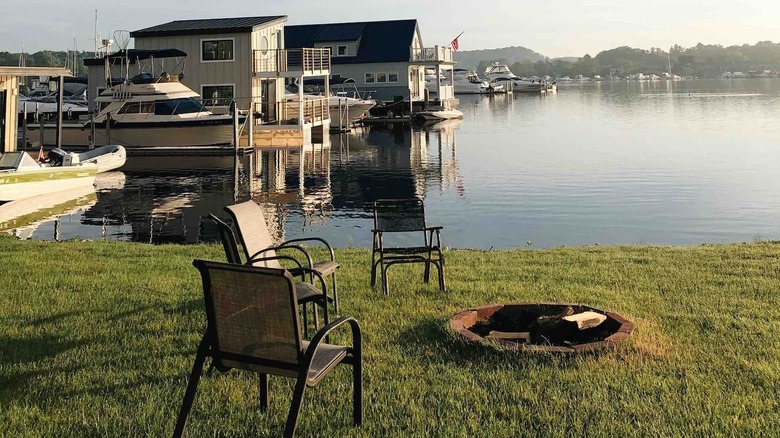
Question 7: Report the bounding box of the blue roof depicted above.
[285,19,418,64]
[132,16,286,37]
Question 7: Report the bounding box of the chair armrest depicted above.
[287,266,328,293]
[424,226,443,231]
[246,254,303,270]
[249,244,314,269]
[282,237,336,261]
[303,316,362,369]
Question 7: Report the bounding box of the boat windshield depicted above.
[154,98,206,115]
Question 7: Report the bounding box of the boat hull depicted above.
[0,167,97,201]
[25,121,236,148]
[329,101,375,128]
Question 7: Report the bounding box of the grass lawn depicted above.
[1,237,779,436]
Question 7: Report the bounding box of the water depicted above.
[16,79,780,248]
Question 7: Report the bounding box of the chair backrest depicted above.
[209,214,243,265]
[193,259,303,376]
[224,201,283,269]
[373,198,428,232]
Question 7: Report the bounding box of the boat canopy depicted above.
[84,49,188,66]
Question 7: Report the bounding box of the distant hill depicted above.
[453,46,546,69]
[551,57,578,63]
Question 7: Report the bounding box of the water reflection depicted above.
[16,80,780,248]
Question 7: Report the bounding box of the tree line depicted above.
[0,50,96,77]
[475,41,780,79]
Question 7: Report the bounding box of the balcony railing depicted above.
[410,46,454,64]
[254,48,331,75]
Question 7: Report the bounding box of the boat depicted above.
[25,50,242,148]
[452,69,501,95]
[290,77,376,129]
[0,150,97,201]
[483,63,545,93]
[69,144,127,173]
[413,102,464,124]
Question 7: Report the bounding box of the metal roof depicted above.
[131,16,286,38]
[311,23,366,42]
[285,19,418,65]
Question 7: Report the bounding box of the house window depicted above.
[202,85,235,106]
[202,39,234,62]
[260,36,270,56]
[365,73,375,84]
[388,72,399,83]
[377,72,387,83]
[337,45,348,56]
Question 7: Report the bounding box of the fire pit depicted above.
[449,303,634,353]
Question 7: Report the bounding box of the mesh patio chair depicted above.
[224,201,342,312]
[371,198,445,295]
[209,213,331,337]
[173,259,362,438]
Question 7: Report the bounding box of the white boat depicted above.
[289,78,376,129]
[70,144,127,173]
[0,150,97,201]
[484,63,545,93]
[413,103,464,123]
[26,50,241,148]
[453,69,501,95]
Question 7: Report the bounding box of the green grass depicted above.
[1,238,779,436]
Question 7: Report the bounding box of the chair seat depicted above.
[301,341,349,384]
[312,260,339,276]
[296,281,332,304]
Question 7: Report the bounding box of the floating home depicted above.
[284,19,456,104]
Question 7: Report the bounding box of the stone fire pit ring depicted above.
[449,303,634,354]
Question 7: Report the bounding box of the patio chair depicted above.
[173,260,362,438]
[224,201,342,312]
[371,198,445,295]
[208,213,331,336]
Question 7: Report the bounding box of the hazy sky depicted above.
[1,0,777,58]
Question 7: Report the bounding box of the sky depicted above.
[1,0,777,58]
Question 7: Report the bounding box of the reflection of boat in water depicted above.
[0,150,97,201]
[27,49,241,148]
[0,183,96,233]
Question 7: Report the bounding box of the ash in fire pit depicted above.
[450,303,634,353]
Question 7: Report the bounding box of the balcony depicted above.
[254,48,331,78]
[410,46,454,64]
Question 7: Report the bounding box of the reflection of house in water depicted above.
[328,121,463,207]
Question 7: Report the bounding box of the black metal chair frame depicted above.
[224,202,342,313]
[173,260,362,438]
[371,198,445,295]
[209,213,331,338]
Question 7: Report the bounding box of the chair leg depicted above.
[438,253,446,292]
[381,262,390,296]
[172,340,208,438]
[331,273,339,314]
[259,374,269,411]
[302,304,309,339]
[284,376,308,438]
[353,358,363,426]
[370,253,378,288]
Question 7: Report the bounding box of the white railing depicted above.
[254,48,331,75]
[277,96,329,125]
[410,46,454,63]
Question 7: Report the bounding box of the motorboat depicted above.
[291,78,376,129]
[452,69,502,95]
[69,144,127,173]
[483,63,545,93]
[413,102,464,124]
[25,50,241,148]
[0,150,97,201]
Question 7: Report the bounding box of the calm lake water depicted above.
[15,79,780,248]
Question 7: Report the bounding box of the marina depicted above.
[7,79,780,248]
